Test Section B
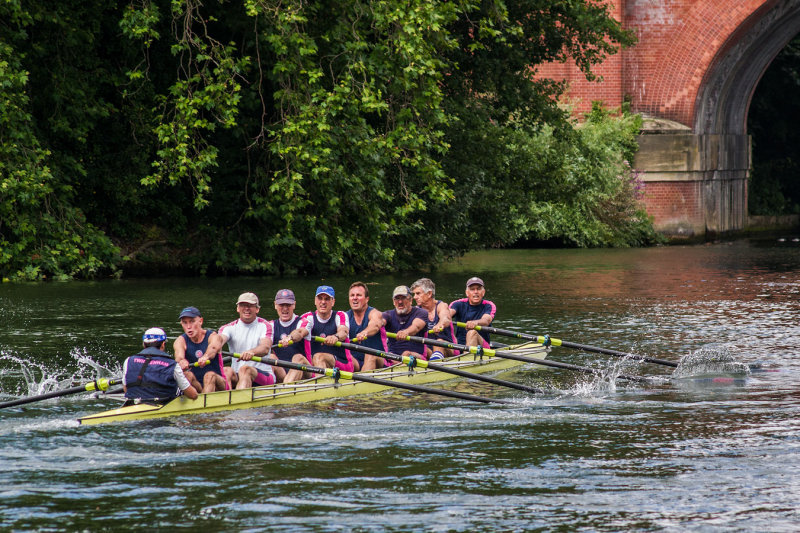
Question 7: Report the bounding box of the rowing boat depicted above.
[78,341,547,425]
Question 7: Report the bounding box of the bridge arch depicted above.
[537,0,800,238]
[696,1,800,135]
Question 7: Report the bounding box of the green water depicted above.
[1,238,798,531]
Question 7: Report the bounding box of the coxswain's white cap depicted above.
[142,327,167,343]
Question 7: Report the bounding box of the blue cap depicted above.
[143,327,167,344]
[179,306,202,319]
[315,285,335,298]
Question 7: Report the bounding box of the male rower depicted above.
[347,281,387,371]
[200,292,276,389]
[286,285,357,371]
[173,306,229,393]
[449,276,496,347]
[123,327,198,403]
[411,277,455,360]
[381,285,428,359]
[270,289,312,383]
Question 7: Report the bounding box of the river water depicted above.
[0,236,798,531]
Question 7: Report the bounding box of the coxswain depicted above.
[410,277,455,360]
[270,289,312,383]
[346,281,387,371]
[123,327,198,403]
[381,285,428,358]
[173,306,230,393]
[449,276,496,347]
[200,292,276,389]
[286,285,357,371]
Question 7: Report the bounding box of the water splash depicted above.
[0,347,120,399]
[672,344,750,380]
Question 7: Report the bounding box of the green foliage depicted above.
[0,7,121,281]
[0,0,656,280]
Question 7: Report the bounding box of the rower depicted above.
[123,327,198,403]
[410,277,455,360]
[346,281,387,371]
[270,289,312,383]
[381,285,428,359]
[173,306,230,393]
[286,285,357,372]
[200,292,276,389]
[449,276,496,347]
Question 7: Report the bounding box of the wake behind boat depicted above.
[78,341,548,425]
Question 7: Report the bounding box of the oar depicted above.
[0,378,122,409]
[388,332,650,384]
[225,352,511,405]
[324,336,546,394]
[0,355,229,409]
[455,322,678,368]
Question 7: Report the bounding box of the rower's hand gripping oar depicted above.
[336,336,545,395]
[225,352,511,405]
[390,332,650,384]
[455,322,678,368]
[0,378,123,409]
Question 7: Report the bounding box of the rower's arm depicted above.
[402,317,427,338]
[335,323,349,342]
[200,332,227,364]
[476,312,494,327]
[173,336,190,370]
[436,301,452,329]
[252,335,272,356]
[361,308,385,337]
[288,326,309,344]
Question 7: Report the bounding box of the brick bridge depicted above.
[537,0,800,238]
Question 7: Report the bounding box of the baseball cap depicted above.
[315,285,335,298]
[275,289,296,304]
[178,306,202,319]
[142,327,167,343]
[392,285,411,298]
[465,277,484,289]
[237,292,260,306]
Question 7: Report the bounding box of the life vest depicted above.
[124,347,179,401]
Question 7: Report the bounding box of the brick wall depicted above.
[535,0,770,126]
[640,180,703,235]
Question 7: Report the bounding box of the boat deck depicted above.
[78,342,547,425]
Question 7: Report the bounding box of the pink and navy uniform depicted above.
[382,306,428,356]
[347,306,387,367]
[300,311,356,372]
[181,330,229,389]
[449,298,497,346]
[124,347,181,401]
[424,300,457,344]
[271,315,306,363]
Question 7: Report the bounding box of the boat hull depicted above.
[78,342,547,425]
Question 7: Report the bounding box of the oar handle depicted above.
[335,337,545,395]
[0,377,122,409]
[224,350,509,404]
[227,352,350,379]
